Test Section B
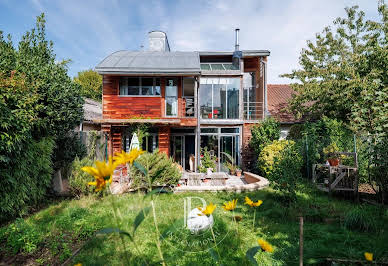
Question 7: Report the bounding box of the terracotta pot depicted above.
[230,169,236,175]
[236,169,242,177]
[328,158,339,166]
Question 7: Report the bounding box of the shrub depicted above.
[250,118,280,156]
[257,140,292,176]
[198,147,217,173]
[68,157,95,198]
[270,143,303,201]
[344,206,377,232]
[0,137,54,222]
[130,150,181,189]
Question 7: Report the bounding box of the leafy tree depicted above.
[74,69,102,101]
[250,118,280,156]
[282,2,388,201]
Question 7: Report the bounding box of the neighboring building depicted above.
[267,84,300,139]
[95,30,269,172]
[75,98,102,132]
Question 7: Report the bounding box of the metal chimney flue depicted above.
[235,28,240,51]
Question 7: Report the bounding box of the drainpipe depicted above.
[260,58,268,118]
[195,76,200,172]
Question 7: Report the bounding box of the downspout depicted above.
[195,76,200,172]
[260,58,268,118]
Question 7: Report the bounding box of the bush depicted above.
[68,157,95,198]
[0,137,54,222]
[257,140,292,176]
[344,206,377,232]
[270,142,303,201]
[130,150,181,189]
[250,118,280,156]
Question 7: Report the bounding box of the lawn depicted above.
[1,183,387,265]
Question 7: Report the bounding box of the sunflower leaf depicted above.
[144,187,171,199]
[133,161,147,176]
[246,246,261,265]
[133,207,151,235]
[95,227,133,241]
[209,247,220,262]
[160,218,185,240]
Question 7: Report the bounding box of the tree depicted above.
[282,2,388,201]
[74,69,102,101]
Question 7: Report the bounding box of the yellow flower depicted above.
[223,199,237,211]
[82,156,117,191]
[74,264,82,266]
[113,149,144,165]
[364,252,373,262]
[245,196,263,207]
[258,239,274,253]
[198,203,216,216]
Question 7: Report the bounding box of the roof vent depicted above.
[233,28,242,69]
[148,31,170,52]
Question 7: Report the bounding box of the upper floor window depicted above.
[200,63,238,71]
[119,77,161,96]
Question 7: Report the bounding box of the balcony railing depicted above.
[244,101,264,120]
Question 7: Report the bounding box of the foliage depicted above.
[0,137,54,222]
[250,118,280,157]
[1,184,387,265]
[68,157,95,198]
[257,140,292,177]
[199,147,217,173]
[73,69,102,102]
[221,151,239,174]
[270,142,303,201]
[52,133,86,170]
[130,150,181,189]
[0,73,38,163]
[344,206,377,232]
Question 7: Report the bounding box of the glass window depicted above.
[201,128,218,133]
[200,84,212,119]
[127,77,140,95]
[211,64,225,70]
[199,77,240,119]
[183,78,195,97]
[119,78,128,95]
[154,78,161,95]
[141,77,153,95]
[221,128,239,133]
[223,64,238,70]
[200,64,211,70]
[166,78,177,116]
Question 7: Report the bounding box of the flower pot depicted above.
[328,158,339,166]
[230,169,236,175]
[236,169,242,177]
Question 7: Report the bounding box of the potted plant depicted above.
[221,152,240,176]
[323,143,340,166]
[235,167,242,177]
[198,147,217,174]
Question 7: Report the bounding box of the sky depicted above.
[0,0,381,84]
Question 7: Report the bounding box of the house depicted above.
[95,29,269,172]
[75,98,102,132]
[267,84,300,139]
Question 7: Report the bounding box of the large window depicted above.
[165,78,177,116]
[119,77,161,96]
[199,78,240,119]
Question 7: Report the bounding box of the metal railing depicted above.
[243,101,264,120]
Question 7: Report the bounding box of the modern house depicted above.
[95,29,269,172]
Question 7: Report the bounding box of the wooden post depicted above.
[299,216,304,266]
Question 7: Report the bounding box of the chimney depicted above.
[235,28,240,51]
[232,28,242,69]
[148,31,170,52]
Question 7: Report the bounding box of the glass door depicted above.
[220,136,238,172]
[166,78,178,116]
[170,136,183,167]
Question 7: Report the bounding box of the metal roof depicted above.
[95,51,201,75]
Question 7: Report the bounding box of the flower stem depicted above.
[253,208,256,231]
[232,209,239,235]
[210,225,221,264]
[151,199,166,266]
[110,192,131,265]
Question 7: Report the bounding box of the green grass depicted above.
[1,183,387,265]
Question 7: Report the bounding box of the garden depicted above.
[1,3,388,266]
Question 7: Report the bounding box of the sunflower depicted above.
[258,239,274,253]
[245,196,263,207]
[82,156,117,191]
[364,252,373,262]
[198,203,216,216]
[113,148,144,165]
[223,199,238,211]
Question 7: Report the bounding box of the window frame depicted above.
[119,77,161,97]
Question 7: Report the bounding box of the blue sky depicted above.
[0,0,381,83]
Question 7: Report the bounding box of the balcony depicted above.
[243,87,264,121]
